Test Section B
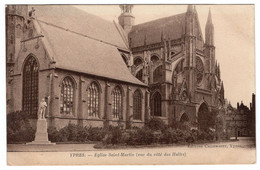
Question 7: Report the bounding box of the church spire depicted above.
[207,8,212,25]
[205,8,214,46]
[187,5,194,13]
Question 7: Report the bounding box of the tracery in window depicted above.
[22,56,39,118]
[196,57,204,84]
[133,90,142,120]
[87,82,100,118]
[60,77,74,115]
[112,86,122,120]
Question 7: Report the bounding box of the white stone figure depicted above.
[38,98,47,119]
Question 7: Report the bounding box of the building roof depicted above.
[32,5,129,50]
[32,5,146,86]
[129,13,186,48]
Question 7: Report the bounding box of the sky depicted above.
[74,5,255,107]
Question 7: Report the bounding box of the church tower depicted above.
[118,5,135,34]
[6,5,28,113]
[204,8,215,74]
[6,5,28,73]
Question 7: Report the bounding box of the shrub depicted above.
[48,126,65,142]
[102,126,123,145]
[7,111,36,143]
[77,126,89,142]
[87,127,104,141]
[48,124,103,143]
[145,118,166,131]
[110,126,122,145]
[131,127,154,145]
[160,128,178,144]
[197,129,215,141]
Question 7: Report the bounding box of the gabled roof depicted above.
[129,13,186,48]
[32,5,146,86]
[31,5,129,50]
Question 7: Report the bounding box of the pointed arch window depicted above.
[180,113,189,123]
[60,77,75,115]
[151,92,162,116]
[153,65,163,83]
[22,56,39,118]
[151,55,159,63]
[133,90,142,120]
[112,86,122,120]
[88,82,100,118]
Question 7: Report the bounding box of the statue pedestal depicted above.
[26,119,55,145]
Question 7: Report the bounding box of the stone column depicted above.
[145,90,150,121]
[104,82,112,128]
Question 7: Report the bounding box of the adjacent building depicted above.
[225,94,255,137]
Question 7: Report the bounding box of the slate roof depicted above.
[129,13,186,48]
[32,5,146,86]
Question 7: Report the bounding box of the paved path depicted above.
[7,137,255,152]
[7,143,97,152]
[7,138,256,165]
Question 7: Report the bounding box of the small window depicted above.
[151,55,159,63]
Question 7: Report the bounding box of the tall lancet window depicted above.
[87,82,100,118]
[151,91,162,117]
[133,90,142,120]
[112,86,122,120]
[22,56,39,118]
[60,77,74,115]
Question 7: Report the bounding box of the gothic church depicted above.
[6,5,225,130]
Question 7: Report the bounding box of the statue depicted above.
[38,97,48,119]
[27,96,54,145]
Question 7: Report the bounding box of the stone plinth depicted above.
[27,119,55,145]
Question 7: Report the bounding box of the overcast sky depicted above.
[75,5,255,107]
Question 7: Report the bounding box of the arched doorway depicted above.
[198,103,210,130]
[22,56,39,118]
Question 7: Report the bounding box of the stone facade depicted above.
[6,5,148,130]
[127,5,225,129]
[6,5,225,130]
